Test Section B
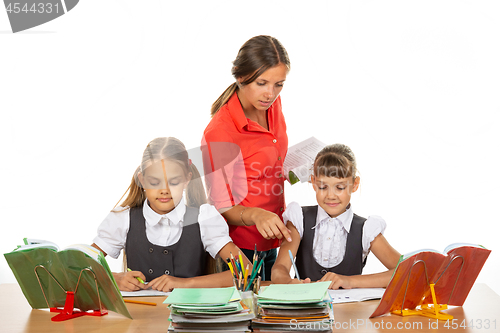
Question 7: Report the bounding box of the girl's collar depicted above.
[143,198,186,226]
[315,203,354,232]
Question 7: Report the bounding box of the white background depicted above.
[1,1,499,295]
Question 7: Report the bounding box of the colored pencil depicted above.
[230,253,236,271]
[231,253,241,274]
[124,299,157,306]
[245,257,264,291]
[226,258,235,277]
[238,251,246,276]
[247,250,264,286]
[253,244,257,264]
[243,264,249,290]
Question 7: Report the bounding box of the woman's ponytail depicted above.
[211,82,238,117]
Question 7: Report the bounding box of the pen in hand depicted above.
[127,268,145,284]
[288,250,301,282]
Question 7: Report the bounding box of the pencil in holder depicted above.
[233,275,261,294]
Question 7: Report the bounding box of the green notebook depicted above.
[164,287,238,305]
[172,302,244,315]
[257,281,331,303]
[4,239,131,319]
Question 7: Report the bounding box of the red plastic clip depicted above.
[50,291,108,322]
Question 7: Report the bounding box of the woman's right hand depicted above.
[113,271,147,292]
[248,207,292,242]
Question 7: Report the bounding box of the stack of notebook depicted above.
[252,282,334,332]
[164,287,255,332]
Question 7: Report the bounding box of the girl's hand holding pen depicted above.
[113,270,147,292]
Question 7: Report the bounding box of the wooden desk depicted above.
[2,283,499,332]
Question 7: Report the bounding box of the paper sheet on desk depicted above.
[121,289,170,297]
[328,288,385,303]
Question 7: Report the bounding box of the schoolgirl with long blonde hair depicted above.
[92,137,251,291]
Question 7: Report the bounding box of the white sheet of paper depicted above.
[328,288,385,303]
[121,289,171,297]
[283,137,326,183]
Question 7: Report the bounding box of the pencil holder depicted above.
[239,290,256,315]
[233,276,261,294]
[233,276,260,315]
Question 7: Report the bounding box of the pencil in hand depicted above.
[127,268,145,284]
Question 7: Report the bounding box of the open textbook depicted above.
[283,137,327,184]
[4,238,131,319]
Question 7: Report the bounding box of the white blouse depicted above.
[93,198,232,260]
[283,202,386,268]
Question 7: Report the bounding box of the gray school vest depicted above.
[125,205,208,281]
[295,205,367,281]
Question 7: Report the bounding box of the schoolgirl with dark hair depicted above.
[271,144,401,289]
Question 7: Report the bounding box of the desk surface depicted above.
[2,283,499,333]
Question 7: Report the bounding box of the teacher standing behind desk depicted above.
[202,35,292,280]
